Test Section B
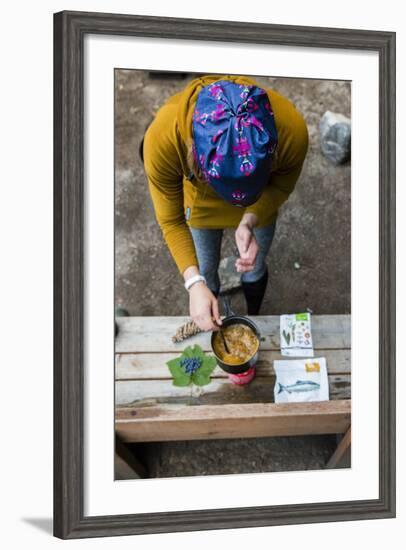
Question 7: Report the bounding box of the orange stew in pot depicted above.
[213,323,259,365]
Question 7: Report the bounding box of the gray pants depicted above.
[189,221,277,295]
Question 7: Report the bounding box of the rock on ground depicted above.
[319,110,351,165]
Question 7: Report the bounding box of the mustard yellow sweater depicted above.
[143,74,309,275]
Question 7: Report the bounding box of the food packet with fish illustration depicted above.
[273,358,329,403]
[280,312,314,357]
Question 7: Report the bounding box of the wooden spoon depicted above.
[214,320,231,354]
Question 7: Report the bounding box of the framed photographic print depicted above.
[54,10,396,539]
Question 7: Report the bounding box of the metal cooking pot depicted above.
[211,295,261,374]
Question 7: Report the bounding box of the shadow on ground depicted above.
[21,518,53,535]
[131,434,344,478]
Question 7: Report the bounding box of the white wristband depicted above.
[184,274,207,291]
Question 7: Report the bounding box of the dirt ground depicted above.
[115,71,351,477]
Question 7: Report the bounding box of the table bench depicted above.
[115,315,351,473]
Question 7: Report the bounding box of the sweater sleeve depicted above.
[143,113,199,276]
[244,107,309,224]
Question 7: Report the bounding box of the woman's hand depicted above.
[189,282,222,332]
[235,213,259,272]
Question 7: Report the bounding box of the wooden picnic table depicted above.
[115,315,351,463]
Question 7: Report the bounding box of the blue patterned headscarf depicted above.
[192,80,278,207]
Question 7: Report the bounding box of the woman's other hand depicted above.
[189,282,222,332]
[235,213,259,272]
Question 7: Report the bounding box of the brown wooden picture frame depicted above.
[54,10,396,539]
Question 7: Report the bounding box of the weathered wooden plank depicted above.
[115,435,147,479]
[115,400,351,442]
[115,349,351,380]
[115,453,141,480]
[115,374,351,407]
[115,315,351,353]
[326,426,352,469]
